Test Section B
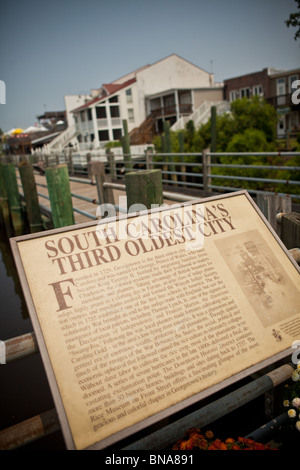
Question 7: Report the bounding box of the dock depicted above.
[33,172,188,225]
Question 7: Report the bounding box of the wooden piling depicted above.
[178,132,186,183]
[0,162,13,236]
[45,164,75,228]
[256,193,292,237]
[163,121,177,183]
[19,162,43,233]
[125,169,163,213]
[202,149,211,193]
[2,163,24,236]
[122,119,133,172]
[211,105,217,153]
[280,212,300,249]
[106,149,116,179]
[87,161,114,206]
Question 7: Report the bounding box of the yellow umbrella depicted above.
[11,128,24,134]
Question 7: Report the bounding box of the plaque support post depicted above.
[19,162,44,233]
[45,164,75,228]
[125,169,164,212]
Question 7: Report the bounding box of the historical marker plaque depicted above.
[10,191,300,450]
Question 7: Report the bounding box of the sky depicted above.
[0,0,299,132]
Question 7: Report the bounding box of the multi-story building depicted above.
[224,67,300,138]
[267,68,300,138]
[46,56,299,154]
[59,54,224,152]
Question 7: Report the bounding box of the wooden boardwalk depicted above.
[34,173,121,224]
[33,173,180,225]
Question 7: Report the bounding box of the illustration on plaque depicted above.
[215,229,300,327]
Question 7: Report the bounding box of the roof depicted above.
[37,111,66,120]
[72,78,136,113]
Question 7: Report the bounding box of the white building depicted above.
[48,54,225,153]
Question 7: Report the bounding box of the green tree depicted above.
[226,128,273,153]
[229,96,277,143]
[195,96,277,152]
[285,0,300,40]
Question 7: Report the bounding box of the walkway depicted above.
[34,173,184,225]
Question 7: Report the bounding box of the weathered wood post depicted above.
[106,148,116,180]
[161,134,168,179]
[0,162,13,236]
[202,148,211,193]
[2,163,24,236]
[163,121,177,183]
[45,164,75,228]
[178,131,186,184]
[125,169,163,213]
[87,161,114,206]
[19,162,44,233]
[256,193,292,237]
[122,119,133,172]
[68,150,74,176]
[211,105,217,153]
[280,212,300,249]
[145,147,151,170]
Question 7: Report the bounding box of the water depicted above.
[0,230,65,449]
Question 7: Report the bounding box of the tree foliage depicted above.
[153,96,277,154]
[152,96,300,195]
[285,0,300,40]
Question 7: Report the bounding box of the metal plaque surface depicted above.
[10,191,300,450]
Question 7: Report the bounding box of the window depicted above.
[90,133,94,142]
[96,107,106,119]
[109,95,118,103]
[164,94,175,107]
[110,106,120,118]
[126,88,133,103]
[128,108,134,123]
[289,75,298,92]
[277,78,286,94]
[253,85,263,96]
[150,97,161,112]
[277,78,286,105]
[113,128,122,140]
[98,130,109,141]
[240,88,250,98]
[87,109,92,120]
[80,111,86,122]
[229,90,239,102]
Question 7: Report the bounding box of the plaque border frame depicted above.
[10,190,299,450]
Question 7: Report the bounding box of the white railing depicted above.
[171,101,231,131]
[46,124,78,150]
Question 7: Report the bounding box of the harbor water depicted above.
[0,230,65,449]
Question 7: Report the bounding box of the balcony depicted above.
[151,104,193,118]
[266,93,300,110]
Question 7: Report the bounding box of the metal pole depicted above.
[122,364,294,450]
[0,364,293,450]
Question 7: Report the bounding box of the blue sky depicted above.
[0,0,299,132]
